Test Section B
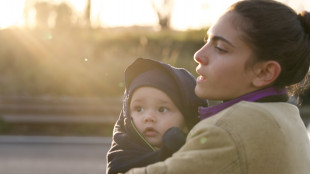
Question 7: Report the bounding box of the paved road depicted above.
[0,136,112,174]
[1,128,309,174]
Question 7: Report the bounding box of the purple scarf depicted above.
[199,87,287,120]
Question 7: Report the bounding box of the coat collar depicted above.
[199,87,288,120]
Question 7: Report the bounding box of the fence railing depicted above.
[0,96,123,124]
[0,96,309,125]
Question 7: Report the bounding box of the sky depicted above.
[0,0,310,30]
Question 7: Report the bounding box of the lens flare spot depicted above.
[84,58,88,62]
[47,34,53,40]
[118,82,124,88]
[200,137,207,144]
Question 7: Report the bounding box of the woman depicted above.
[126,0,310,173]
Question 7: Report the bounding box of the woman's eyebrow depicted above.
[206,32,235,48]
[212,36,235,48]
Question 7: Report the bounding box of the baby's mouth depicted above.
[143,127,158,137]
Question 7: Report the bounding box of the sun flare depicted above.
[0,1,25,29]
[0,0,309,30]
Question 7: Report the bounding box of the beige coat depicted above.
[126,101,310,174]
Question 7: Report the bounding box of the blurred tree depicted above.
[24,0,30,28]
[84,0,92,28]
[151,0,174,30]
[54,2,73,30]
[34,1,54,29]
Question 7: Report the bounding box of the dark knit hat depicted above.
[128,69,183,114]
[124,58,208,129]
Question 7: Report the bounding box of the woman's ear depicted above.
[252,61,281,88]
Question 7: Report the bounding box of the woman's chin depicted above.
[194,86,208,99]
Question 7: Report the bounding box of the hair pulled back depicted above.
[299,11,310,34]
[229,0,310,95]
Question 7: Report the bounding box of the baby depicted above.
[106,58,207,174]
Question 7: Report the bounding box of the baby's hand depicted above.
[159,127,185,160]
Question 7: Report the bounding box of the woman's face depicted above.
[194,12,258,101]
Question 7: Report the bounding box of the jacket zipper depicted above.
[130,119,156,152]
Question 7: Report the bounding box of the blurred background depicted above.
[0,0,309,136]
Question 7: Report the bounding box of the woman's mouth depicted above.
[196,75,207,83]
[196,67,206,83]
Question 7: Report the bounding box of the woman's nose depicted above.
[194,45,208,65]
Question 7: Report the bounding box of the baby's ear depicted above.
[252,61,281,88]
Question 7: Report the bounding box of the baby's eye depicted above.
[135,106,144,112]
[130,106,144,112]
[158,107,168,113]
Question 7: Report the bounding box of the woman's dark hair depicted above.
[228,0,310,96]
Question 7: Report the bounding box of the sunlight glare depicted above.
[172,0,233,30]
[1,0,310,30]
[0,0,25,29]
[97,0,157,28]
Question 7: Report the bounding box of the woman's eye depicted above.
[215,46,227,53]
[204,36,209,43]
[158,107,168,113]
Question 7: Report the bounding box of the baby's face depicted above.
[130,86,185,149]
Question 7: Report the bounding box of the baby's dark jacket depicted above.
[106,58,207,174]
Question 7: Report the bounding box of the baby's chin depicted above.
[147,140,161,150]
